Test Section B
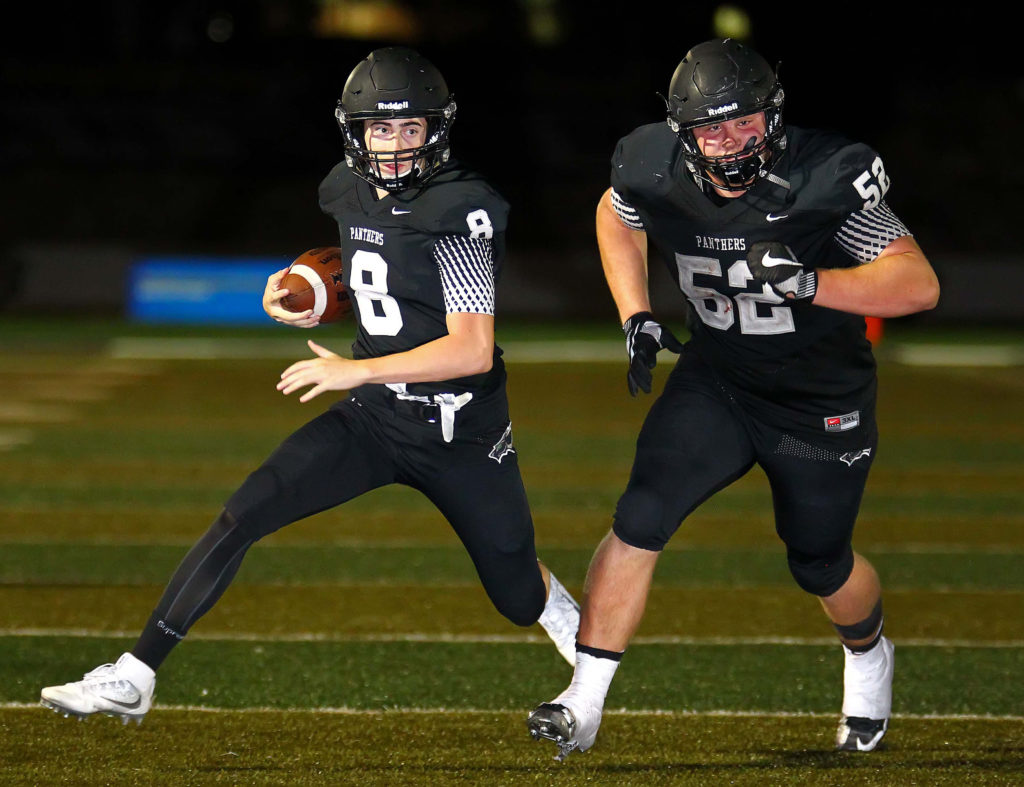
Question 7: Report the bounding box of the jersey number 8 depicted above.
[349,209,493,336]
[349,250,404,336]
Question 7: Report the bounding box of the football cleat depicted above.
[40,653,155,725]
[836,635,894,751]
[527,698,602,761]
[537,572,580,665]
[836,716,888,752]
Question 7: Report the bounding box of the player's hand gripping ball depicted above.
[280,247,352,323]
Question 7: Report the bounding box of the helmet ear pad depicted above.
[335,47,457,191]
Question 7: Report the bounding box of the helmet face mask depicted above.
[665,38,787,191]
[336,47,456,192]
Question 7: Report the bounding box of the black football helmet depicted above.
[665,38,786,191]
[335,47,456,192]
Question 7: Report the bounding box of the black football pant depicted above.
[133,389,545,671]
[612,349,877,597]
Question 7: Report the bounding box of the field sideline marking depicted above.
[889,344,1024,367]
[108,338,1024,366]
[6,701,1023,722]
[107,338,625,363]
[0,429,33,452]
[2,629,1021,648]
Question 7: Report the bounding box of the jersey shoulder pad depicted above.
[784,127,889,217]
[610,122,678,204]
[318,161,358,216]
[408,162,509,237]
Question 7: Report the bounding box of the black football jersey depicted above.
[318,160,509,397]
[610,122,911,433]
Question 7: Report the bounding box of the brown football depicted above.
[280,246,352,323]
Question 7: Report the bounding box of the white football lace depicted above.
[82,663,117,680]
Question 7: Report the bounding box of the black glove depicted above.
[747,241,818,301]
[623,311,684,397]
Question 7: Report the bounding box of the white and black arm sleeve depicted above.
[610,188,645,231]
[433,235,495,315]
[835,200,912,263]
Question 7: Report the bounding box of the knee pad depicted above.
[787,544,854,596]
[612,485,673,551]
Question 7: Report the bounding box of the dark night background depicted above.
[2,2,1021,321]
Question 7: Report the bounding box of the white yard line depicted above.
[7,701,1022,721]
[1,628,1021,648]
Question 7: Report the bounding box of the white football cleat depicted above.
[40,653,155,725]
[836,635,894,751]
[527,695,603,761]
[537,572,580,665]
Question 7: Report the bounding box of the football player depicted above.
[527,38,939,758]
[40,47,579,725]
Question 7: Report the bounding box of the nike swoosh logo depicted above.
[391,207,411,215]
[766,213,788,222]
[101,696,142,710]
[855,733,882,751]
[760,252,797,268]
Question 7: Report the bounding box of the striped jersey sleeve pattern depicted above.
[611,188,645,230]
[434,235,495,315]
[835,200,911,263]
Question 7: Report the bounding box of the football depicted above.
[279,246,352,323]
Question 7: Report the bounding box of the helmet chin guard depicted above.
[335,47,456,192]
[664,38,787,191]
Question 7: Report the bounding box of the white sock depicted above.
[556,652,620,710]
[843,638,886,666]
[841,635,893,719]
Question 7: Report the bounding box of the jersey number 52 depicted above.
[852,156,890,210]
[675,254,795,335]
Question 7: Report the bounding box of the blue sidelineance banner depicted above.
[127,257,284,323]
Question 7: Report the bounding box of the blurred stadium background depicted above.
[1,1,1022,323]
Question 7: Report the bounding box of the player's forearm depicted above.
[602,254,651,324]
[357,331,494,385]
[813,239,940,318]
[597,192,652,323]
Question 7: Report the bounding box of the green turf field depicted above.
[1,318,1022,785]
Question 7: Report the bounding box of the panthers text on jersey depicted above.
[318,159,509,399]
[610,123,911,435]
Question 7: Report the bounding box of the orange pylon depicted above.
[865,316,884,346]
